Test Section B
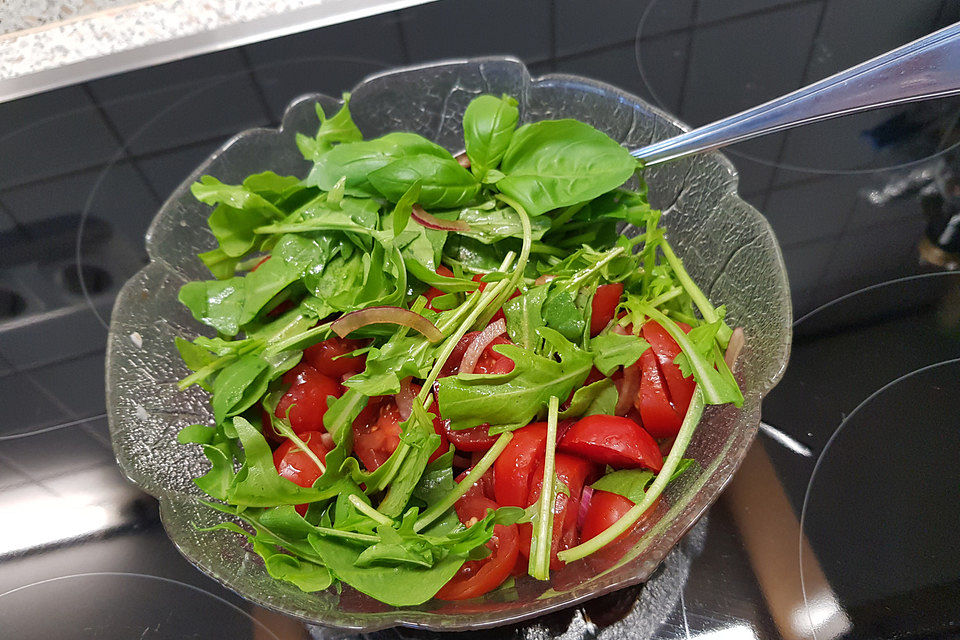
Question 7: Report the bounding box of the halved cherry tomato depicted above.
[303,337,366,378]
[454,464,496,501]
[493,422,548,507]
[275,364,342,434]
[352,400,402,471]
[579,491,661,544]
[435,496,519,601]
[519,453,596,569]
[441,419,499,452]
[590,283,624,336]
[636,350,682,438]
[558,414,663,472]
[273,431,331,516]
[642,320,694,416]
[474,335,515,375]
[427,405,451,464]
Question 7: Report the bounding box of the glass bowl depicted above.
[105,57,792,632]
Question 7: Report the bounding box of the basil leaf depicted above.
[497,119,637,216]
[463,94,519,178]
[305,132,449,195]
[369,154,481,209]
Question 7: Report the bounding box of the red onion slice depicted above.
[459,319,506,375]
[411,205,471,232]
[332,306,443,343]
[615,364,640,416]
[577,485,594,532]
[724,326,745,370]
[396,377,415,421]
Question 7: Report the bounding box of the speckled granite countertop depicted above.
[0,0,434,102]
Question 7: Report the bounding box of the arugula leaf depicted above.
[590,469,655,504]
[391,180,421,237]
[559,377,617,420]
[296,95,364,160]
[436,327,592,429]
[503,285,548,350]
[369,154,481,208]
[178,277,245,336]
[456,204,551,244]
[496,119,637,216]
[463,94,519,178]
[590,332,649,375]
[542,289,585,343]
[211,354,271,423]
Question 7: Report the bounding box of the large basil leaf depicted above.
[496,119,637,216]
[369,154,481,208]
[463,94,519,178]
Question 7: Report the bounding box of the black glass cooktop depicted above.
[2,1,959,638]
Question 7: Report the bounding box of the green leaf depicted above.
[198,247,240,279]
[436,327,592,429]
[456,205,551,244]
[391,180,422,237]
[211,354,270,424]
[178,277,245,336]
[304,132,450,195]
[296,95,364,160]
[559,377,617,420]
[590,332,650,376]
[497,119,637,216]
[590,469,655,504]
[542,289,585,343]
[463,94,519,178]
[369,154,481,209]
[503,285,548,350]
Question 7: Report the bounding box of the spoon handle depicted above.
[632,21,960,166]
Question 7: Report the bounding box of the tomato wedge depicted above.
[590,283,623,336]
[473,335,515,375]
[303,337,366,378]
[579,490,661,544]
[275,363,342,434]
[636,350,683,438]
[435,496,519,601]
[642,320,695,416]
[493,422,548,507]
[519,453,596,569]
[441,420,499,452]
[273,431,331,516]
[558,414,663,472]
[352,399,402,471]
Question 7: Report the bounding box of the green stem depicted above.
[528,396,559,580]
[272,421,325,474]
[413,431,514,532]
[177,340,263,390]
[486,194,533,327]
[557,388,705,563]
[564,245,626,290]
[659,239,731,344]
[349,494,394,526]
[313,527,379,543]
[262,321,334,358]
[529,242,567,257]
[646,286,683,308]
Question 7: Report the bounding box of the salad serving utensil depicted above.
[634,21,960,165]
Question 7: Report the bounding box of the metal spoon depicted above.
[632,21,960,166]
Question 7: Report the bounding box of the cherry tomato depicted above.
[427,406,451,464]
[435,496,519,600]
[273,431,331,516]
[303,337,366,378]
[493,422,548,507]
[275,364,342,434]
[590,283,624,336]
[474,335,515,375]
[641,320,695,416]
[579,491,661,544]
[558,414,663,472]
[636,350,682,438]
[454,464,496,501]
[352,400,402,471]
[441,419,499,452]
[519,453,596,569]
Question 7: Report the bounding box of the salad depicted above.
[175,93,744,606]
